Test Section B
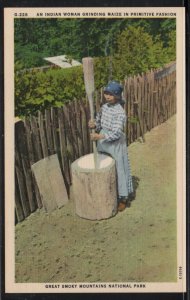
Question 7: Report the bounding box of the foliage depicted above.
[15,65,85,116]
[14,18,176,68]
[94,56,111,89]
[15,56,115,116]
[165,30,176,61]
[111,26,175,79]
[14,19,176,117]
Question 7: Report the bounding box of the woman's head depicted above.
[103,81,123,104]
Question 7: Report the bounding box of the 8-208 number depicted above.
[14,13,28,17]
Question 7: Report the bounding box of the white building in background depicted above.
[44,55,81,69]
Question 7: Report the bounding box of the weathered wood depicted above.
[150,71,154,130]
[82,57,98,165]
[45,109,54,155]
[51,107,59,154]
[38,111,48,157]
[68,103,79,159]
[152,71,156,127]
[63,105,78,161]
[84,102,93,153]
[144,73,150,132]
[58,107,67,169]
[32,154,69,212]
[82,57,95,120]
[58,107,71,187]
[139,75,144,138]
[159,78,164,124]
[21,159,36,212]
[80,102,89,155]
[155,75,158,124]
[71,153,117,220]
[134,102,145,143]
[157,78,161,124]
[133,75,138,140]
[128,78,132,144]
[149,72,153,129]
[141,73,145,136]
[15,172,25,222]
[136,76,140,139]
[15,120,36,212]
[24,118,43,209]
[76,102,85,155]
[168,73,172,118]
[147,73,151,131]
[123,80,127,140]
[24,118,35,164]
[32,173,43,209]
[132,77,136,140]
[161,77,165,122]
[30,115,43,161]
[15,148,30,217]
[74,101,83,157]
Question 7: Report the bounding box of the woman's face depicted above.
[104,92,116,104]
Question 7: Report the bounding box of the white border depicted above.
[4,6,186,293]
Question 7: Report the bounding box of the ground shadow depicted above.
[126,176,140,207]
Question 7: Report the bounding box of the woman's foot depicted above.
[117,201,126,212]
[117,196,131,212]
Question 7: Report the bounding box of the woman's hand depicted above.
[90,133,105,141]
[88,119,96,129]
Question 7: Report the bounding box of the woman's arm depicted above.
[90,133,105,141]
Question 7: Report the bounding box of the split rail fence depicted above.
[15,62,176,223]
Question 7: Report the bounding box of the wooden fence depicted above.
[15,62,176,223]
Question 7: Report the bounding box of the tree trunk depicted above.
[71,153,117,220]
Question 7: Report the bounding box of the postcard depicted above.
[4,6,186,294]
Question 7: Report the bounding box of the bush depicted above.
[111,26,173,79]
[15,56,114,117]
[15,65,85,116]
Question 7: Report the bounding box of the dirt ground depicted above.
[15,115,176,283]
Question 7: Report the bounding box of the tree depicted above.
[112,26,156,78]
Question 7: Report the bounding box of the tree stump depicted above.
[71,153,117,220]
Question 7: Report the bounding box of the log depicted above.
[31,154,68,212]
[71,153,117,220]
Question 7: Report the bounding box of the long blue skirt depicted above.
[97,131,133,198]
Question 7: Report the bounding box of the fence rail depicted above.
[15,62,176,223]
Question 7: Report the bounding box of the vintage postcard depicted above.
[4,6,186,294]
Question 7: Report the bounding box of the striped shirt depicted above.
[96,103,126,142]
